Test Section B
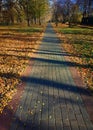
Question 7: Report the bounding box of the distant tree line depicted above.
[52,0,93,26]
[0,0,49,26]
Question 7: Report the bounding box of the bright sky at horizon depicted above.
[49,0,76,4]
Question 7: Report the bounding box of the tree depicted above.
[18,0,49,26]
[18,0,31,26]
[0,0,2,22]
[0,0,49,26]
[76,0,93,17]
[76,0,93,25]
[70,4,82,24]
[52,0,73,25]
[52,0,93,26]
[36,0,49,25]
[4,0,16,24]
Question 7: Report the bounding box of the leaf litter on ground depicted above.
[0,25,45,114]
[52,23,93,91]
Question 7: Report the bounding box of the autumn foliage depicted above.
[0,26,44,114]
[52,23,93,91]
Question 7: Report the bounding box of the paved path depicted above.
[10,24,93,130]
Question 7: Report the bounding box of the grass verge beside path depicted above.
[52,23,93,92]
[0,25,45,114]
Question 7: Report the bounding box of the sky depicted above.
[49,0,76,3]
[49,0,76,5]
[71,0,76,3]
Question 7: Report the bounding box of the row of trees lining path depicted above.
[52,0,93,26]
[0,0,93,26]
[0,0,50,26]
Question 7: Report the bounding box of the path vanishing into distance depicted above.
[4,24,93,130]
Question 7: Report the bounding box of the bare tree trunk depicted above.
[26,0,30,26]
[0,0,2,22]
[88,0,92,16]
[27,18,30,26]
[0,0,2,13]
[34,17,37,24]
[39,12,41,25]
[83,0,87,18]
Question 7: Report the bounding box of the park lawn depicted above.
[53,23,93,91]
[0,25,45,114]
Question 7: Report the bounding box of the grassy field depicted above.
[0,25,45,114]
[52,23,93,91]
